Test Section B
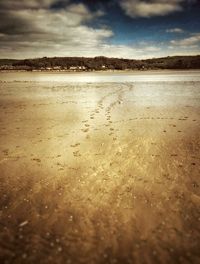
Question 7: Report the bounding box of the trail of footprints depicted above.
[104,87,124,140]
[68,84,198,159]
[69,86,125,158]
[109,115,197,135]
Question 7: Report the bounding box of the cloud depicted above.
[0,0,199,59]
[0,0,57,10]
[166,28,184,33]
[0,0,114,58]
[170,33,200,46]
[120,0,184,18]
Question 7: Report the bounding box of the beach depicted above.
[0,71,200,264]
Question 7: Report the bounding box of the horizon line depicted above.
[1,54,200,61]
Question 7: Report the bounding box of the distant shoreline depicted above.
[1,55,200,71]
[1,69,200,74]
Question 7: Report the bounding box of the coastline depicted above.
[1,68,200,74]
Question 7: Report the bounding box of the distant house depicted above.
[101,65,106,69]
[53,66,61,70]
[69,66,86,71]
[69,66,78,71]
[79,66,86,70]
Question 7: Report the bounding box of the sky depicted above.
[0,0,200,59]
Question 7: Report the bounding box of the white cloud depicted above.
[170,33,200,46]
[166,28,184,33]
[120,0,184,18]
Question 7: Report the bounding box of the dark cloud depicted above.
[0,0,115,58]
[0,0,57,10]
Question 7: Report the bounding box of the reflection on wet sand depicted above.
[0,73,200,264]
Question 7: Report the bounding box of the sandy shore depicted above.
[0,76,200,263]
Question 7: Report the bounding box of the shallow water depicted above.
[1,70,200,82]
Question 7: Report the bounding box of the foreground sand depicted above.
[0,76,200,263]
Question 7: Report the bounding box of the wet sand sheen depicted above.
[0,73,200,264]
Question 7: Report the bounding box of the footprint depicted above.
[32,158,41,163]
[2,149,9,155]
[70,143,80,148]
[81,128,89,133]
[73,151,81,157]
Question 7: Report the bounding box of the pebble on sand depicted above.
[19,220,28,227]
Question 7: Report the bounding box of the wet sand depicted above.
[0,73,200,264]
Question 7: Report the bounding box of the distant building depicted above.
[69,66,86,71]
[53,66,61,70]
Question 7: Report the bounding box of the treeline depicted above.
[0,55,200,70]
[5,56,141,70]
[144,56,200,69]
